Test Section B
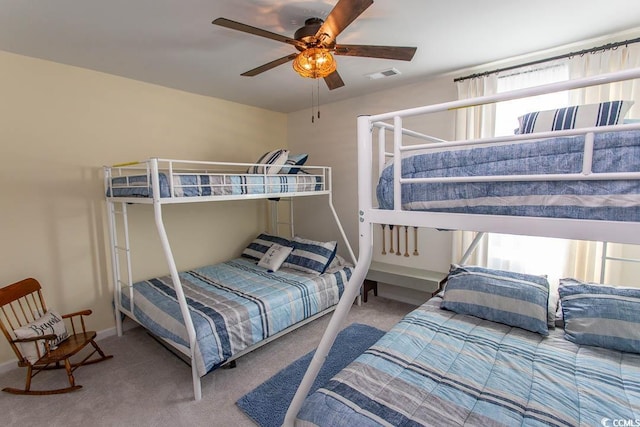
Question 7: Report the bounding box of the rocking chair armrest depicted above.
[62,309,92,319]
[13,333,57,343]
[62,309,92,334]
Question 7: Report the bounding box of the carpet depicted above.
[236,323,385,427]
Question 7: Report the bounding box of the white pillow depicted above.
[13,310,69,364]
[258,243,294,272]
[247,149,289,174]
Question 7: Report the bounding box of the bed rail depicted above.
[104,158,330,204]
[367,68,640,245]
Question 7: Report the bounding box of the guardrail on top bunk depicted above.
[104,157,331,203]
[369,67,640,211]
[359,67,640,245]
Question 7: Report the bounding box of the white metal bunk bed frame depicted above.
[284,67,640,425]
[104,158,357,401]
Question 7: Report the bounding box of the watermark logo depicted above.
[601,418,640,427]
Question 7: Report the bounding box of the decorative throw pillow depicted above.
[247,149,289,174]
[517,100,634,134]
[241,233,291,261]
[279,153,309,174]
[559,278,640,354]
[283,236,337,275]
[13,310,69,364]
[258,243,294,272]
[441,264,550,336]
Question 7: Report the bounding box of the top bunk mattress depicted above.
[107,171,323,198]
[376,129,640,222]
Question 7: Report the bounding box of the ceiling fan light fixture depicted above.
[293,48,336,79]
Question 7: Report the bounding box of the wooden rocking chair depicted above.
[0,277,112,395]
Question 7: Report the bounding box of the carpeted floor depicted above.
[0,297,416,427]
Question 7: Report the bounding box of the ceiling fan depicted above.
[212,0,417,90]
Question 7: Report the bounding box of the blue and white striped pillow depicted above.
[241,233,291,261]
[559,278,640,354]
[279,153,308,174]
[247,149,289,174]
[283,236,337,275]
[441,264,550,336]
[517,100,633,134]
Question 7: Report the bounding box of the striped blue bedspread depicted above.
[296,296,640,427]
[377,130,640,221]
[108,172,321,198]
[120,258,351,377]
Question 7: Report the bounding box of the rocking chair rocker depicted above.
[0,277,112,395]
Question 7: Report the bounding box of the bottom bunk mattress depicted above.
[376,130,640,221]
[119,257,351,377]
[296,296,640,427]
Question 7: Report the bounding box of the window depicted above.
[494,63,569,136]
[486,63,572,285]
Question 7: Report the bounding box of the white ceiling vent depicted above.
[365,68,401,80]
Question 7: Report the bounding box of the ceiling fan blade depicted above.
[324,70,345,90]
[316,0,373,47]
[241,53,298,77]
[334,44,417,61]
[212,18,306,50]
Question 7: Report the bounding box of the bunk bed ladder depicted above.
[106,200,134,338]
[270,198,295,237]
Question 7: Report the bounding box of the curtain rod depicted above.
[453,36,640,83]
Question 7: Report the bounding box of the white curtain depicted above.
[568,43,640,117]
[452,75,498,265]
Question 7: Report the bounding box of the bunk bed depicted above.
[285,68,640,426]
[104,158,356,401]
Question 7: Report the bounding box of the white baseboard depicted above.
[0,358,17,376]
[378,283,429,306]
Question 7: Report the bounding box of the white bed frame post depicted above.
[284,115,374,426]
[148,158,202,401]
[105,173,123,337]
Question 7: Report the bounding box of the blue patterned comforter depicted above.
[296,296,640,426]
[108,172,322,198]
[377,130,640,221]
[120,258,351,376]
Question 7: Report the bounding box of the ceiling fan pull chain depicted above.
[317,79,321,120]
[311,83,315,123]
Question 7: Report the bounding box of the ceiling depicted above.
[1,0,640,113]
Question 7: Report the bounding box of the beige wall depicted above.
[0,51,286,364]
[287,76,457,303]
